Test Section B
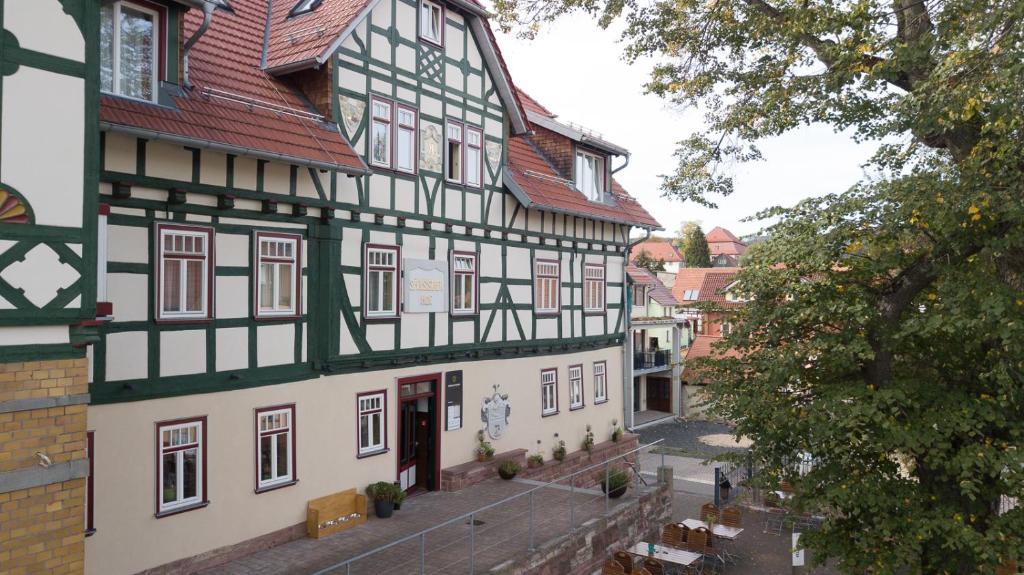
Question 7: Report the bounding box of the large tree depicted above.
[633,249,667,272]
[496,1,1024,573]
[682,224,712,267]
[674,220,701,253]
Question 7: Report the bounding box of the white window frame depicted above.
[451,251,478,316]
[255,232,301,318]
[396,104,418,174]
[101,1,161,102]
[541,369,558,416]
[575,149,605,202]
[594,361,608,403]
[534,259,560,315]
[568,364,584,410]
[157,419,204,515]
[419,0,443,46]
[446,120,464,184]
[358,391,387,456]
[364,244,400,319]
[370,96,393,169]
[156,224,213,321]
[465,127,483,188]
[583,263,606,313]
[255,406,295,490]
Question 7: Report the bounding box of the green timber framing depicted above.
[0,1,100,359]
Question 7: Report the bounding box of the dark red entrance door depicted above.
[397,374,441,493]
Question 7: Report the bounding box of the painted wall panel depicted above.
[107,273,148,322]
[400,313,429,348]
[256,323,295,367]
[6,0,84,61]
[105,331,148,381]
[199,151,229,187]
[365,322,394,351]
[215,233,249,267]
[1,66,84,228]
[145,141,193,182]
[452,319,473,344]
[0,325,69,345]
[216,276,249,319]
[108,224,149,264]
[161,330,207,377]
[215,327,248,372]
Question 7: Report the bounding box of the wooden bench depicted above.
[306,488,367,539]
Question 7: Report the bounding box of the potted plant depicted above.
[528,440,544,468]
[475,430,495,462]
[598,468,629,499]
[610,419,624,442]
[552,434,567,462]
[498,460,521,480]
[393,484,407,511]
[582,424,595,453]
[367,481,401,518]
[719,478,732,500]
[764,491,781,508]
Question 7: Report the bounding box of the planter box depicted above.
[306,488,367,539]
[440,449,527,491]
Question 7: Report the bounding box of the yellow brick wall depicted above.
[0,357,88,575]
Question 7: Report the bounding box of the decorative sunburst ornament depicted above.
[0,188,30,224]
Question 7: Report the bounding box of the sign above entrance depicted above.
[403,258,447,313]
[481,384,510,440]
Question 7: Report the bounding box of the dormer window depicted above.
[420,0,444,46]
[100,1,160,102]
[289,0,321,17]
[575,150,605,202]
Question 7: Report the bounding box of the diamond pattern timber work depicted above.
[418,47,444,85]
[0,242,81,309]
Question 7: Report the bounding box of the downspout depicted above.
[182,1,215,90]
[611,152,630,175]
[624,227,652,430]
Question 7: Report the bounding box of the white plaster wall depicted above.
[105,331,148,381]
[160,330,206,377]
[1,66,83,228]
[107,273,148,322]
[6,0,84,61]
[85,349,623,575]
[256,324,295,367]
[215,327,248,372]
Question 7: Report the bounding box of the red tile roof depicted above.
[673,267,739,303]
[683,336,741,383]
[705,226,741,244]
[626,264,656,284]
[100,1,367,173]
[505,137,661,229]
[264,0,369,72]
[630,240,683,263]
[627,265,679,307]
[698,272,738,303]
[517,89,555,118]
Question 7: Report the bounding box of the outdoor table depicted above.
[627,542,702,567]
[680,518,744,540]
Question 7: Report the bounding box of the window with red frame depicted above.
[364,245,400,318]
[534,259,560,314]
[583,264,605,312]
[451,252,477,315]
[594,361,608,403]
[157,224,213,320]
[568,365,584,410]
[396,105,418,174]
[370,97,393,168]
[256,233,301,318]
[446,121,463,184]
[255,405,296,491]
[465,127,483,188]
[541,369,558,416]
[101,1,162,102]
[157,418,205,515]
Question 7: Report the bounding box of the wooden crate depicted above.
[306,488,368,539]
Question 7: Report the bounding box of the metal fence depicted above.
[714,454,754,507]
[312,439,666,575]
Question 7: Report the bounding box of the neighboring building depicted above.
[629,238,684,273]
[680,335,741,418]
[674,267,744,418]
[74,1,661,573]
[705,226,746,267]
[623,265,684,428]
[0,2,99,572]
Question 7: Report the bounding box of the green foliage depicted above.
[597,467,630,491]
[495,0,1024,572]
[683,224,712,268]
[528,452,545,466]
[675,220,702,254]
[633,249,666,272]
[499,460,522,476]
[366,481,403,503]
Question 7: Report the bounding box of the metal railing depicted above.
[312,439,665,575]
[633,349,670,370]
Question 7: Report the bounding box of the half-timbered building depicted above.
[81,0,661,572]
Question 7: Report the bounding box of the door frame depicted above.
[396,373,442,492]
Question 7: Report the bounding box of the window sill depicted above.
[451,312,478,319]
[534,311,560,318]
[594,399,609,405]
[84,528,96,538]
[419,36,444,50]
[155,317,213,325]
[357,447,390,460]
[583,310,606,317]
[363,315,400,323]
[155,500,209,519]
[368,164,418,179]
[541,410,559,418]
[254,314,303,322]
[569,405,585,412]
[255,479,298,494]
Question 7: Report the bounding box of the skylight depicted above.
[289,0,321,17]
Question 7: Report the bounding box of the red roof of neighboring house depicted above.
[517,89,555,118]
[683,335,741,382]
[630,240,683,263]
[505,138,661,229]
[99,1,367,173]
[673,267,740,303]
[699,272,738,303]
[627,265,679,306]
[264,0,369,72]
[706,226,747,256]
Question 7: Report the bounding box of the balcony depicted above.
[634,349,670,371]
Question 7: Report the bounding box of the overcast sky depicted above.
[492,12,878,239]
